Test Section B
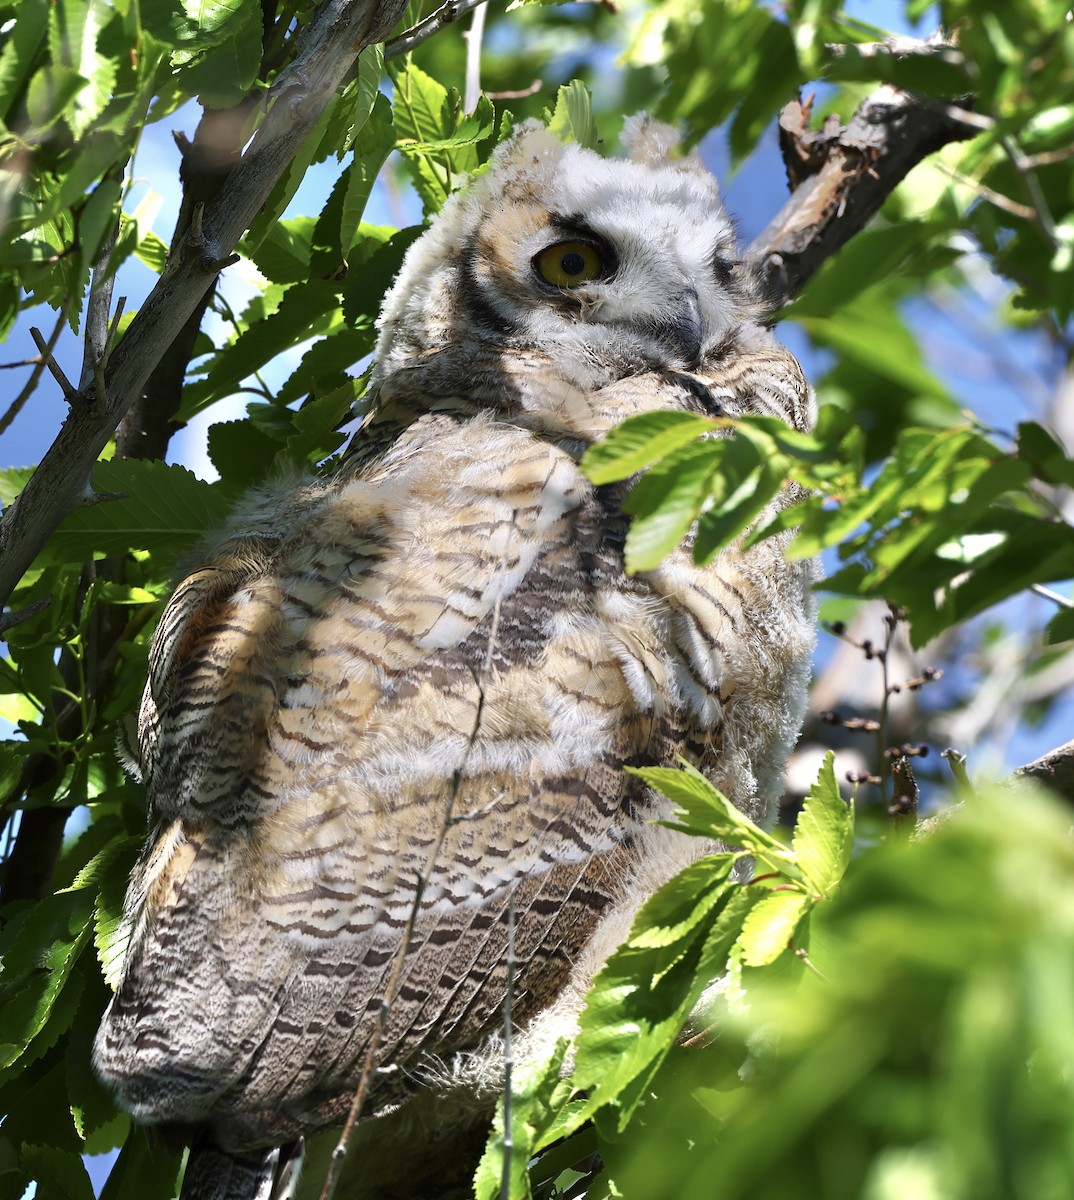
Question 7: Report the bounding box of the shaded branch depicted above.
[747,86,978,309]
[1017,739,1074,807]
[117,103,260,461]
[0,0,409,616]
[384,0,489,61]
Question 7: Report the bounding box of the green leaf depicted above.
[474,1041,574,1200]
[786,223,953,320]
[0,466,34,506]
[0,889,95,1071]
[179,0,260,108]
[242,217,316,284]
[581,411,716,485]
[1044,606,1074,645]
[340,94,396,257]
[283,378,364,465]
[98,1122,183,1200]
[94,839,140,993]
[792,752,852,895]
[544,79,599,149]
[19,1144,95,1200]
[77,176,123,276]
[193,279,342,410]
[347,42,384,149]
[1017,421,1074,488]
[342,225,423,327]
[26,65,88,131]
[130,227,168,274]
[246,100,338,250]
[628,855,738,952]
[692,437,782,565]
[48,0,117,138]
[208,420,283,490]
[573,933,705,1130]
[798,305,953,402]
[391,60,452,211]
[67,961,125,1142]
[0,0,49,122]
[623,442,720,573]
[38,458,231,566]
[738,890,810,967]
[627,762,786,857]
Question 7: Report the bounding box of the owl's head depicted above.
[373,116,757,404]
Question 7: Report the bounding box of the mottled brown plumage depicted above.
[94,116,815,1194]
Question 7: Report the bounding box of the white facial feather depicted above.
[373,117,751,396]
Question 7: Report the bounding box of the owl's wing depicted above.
[96,410,675,1145]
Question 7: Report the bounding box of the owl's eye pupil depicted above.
[534,240,606,288]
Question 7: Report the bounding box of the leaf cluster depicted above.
[584,409,1074,648]
[571,778,1074,1200]
[475,755,853,1199]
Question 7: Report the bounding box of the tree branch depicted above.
[747,86,979,309]
[1017,739,1074,807]
[384,0,489,61]
[0,0,409,617]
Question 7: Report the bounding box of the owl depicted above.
[93,116,815,1199]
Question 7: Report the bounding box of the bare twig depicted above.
[500,891,516,1200]
[104,297,127,362]
[1024,143,1074,169]
[0,596,51,636]
[999,132,1060,246]
[28,324,77,400]
[463,1,488,113]
[486,79,542,100]
[1018,738,1074,805]
[385,0,490,62]
[79,194,122,392]
[1032,583,1074,609]
[942,747,973,796]
[933,159,1037,221]
[0,304,70,436]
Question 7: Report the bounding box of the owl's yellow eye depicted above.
[535,241,605,288]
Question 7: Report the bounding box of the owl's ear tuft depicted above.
[495,119,567,168]
[620,113,682,164]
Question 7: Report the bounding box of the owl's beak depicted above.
[656,289,704,369]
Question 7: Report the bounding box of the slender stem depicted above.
[464,1,488,113]
[385,0,491,62]
[999,133,1059,247]
[499,891,516,1200]
[80,190,122,392]
[0,305,70,436]
[1032,583,1074,609]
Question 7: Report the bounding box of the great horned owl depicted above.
[94,116,815,1198]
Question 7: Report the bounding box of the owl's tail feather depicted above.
[179,1139,304,1200]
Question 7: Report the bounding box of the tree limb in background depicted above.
[747,86,978,310]
[1017,740,1074,807]
[0,0,409,617]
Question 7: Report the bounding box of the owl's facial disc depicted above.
[373,119,755,396]
[465,183,743,377]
